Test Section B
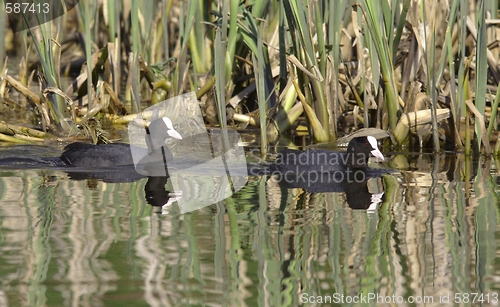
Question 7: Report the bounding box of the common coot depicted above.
[0,116,182,168]
[64,116,183,168]
[270,136,385,174]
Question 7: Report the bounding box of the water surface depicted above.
[0,153,499,306]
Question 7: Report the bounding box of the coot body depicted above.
[60,142,136,167]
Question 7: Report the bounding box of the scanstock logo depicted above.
[4,0,80,32]
[128,92,248,214]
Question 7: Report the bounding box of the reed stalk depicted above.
[357,0,399,133]
[0,4,5,72]
[474,1,488,153]
[25,6,73,132]
[130,0,140,111]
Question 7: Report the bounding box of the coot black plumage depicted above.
[60,142,139,167]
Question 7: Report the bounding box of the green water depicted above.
[0,154,499,307]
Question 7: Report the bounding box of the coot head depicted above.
[345,136,384,168]
[146,117,183,151]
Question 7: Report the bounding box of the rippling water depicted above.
[0,153,499,306]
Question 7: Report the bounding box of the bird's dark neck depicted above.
[345,152,369,168]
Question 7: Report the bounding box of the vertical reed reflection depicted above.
[0,156,499,306]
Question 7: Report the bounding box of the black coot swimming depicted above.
[265,136,389,208]
[61,117,182,167]
[0,117,182,168]
[271,136,385,174]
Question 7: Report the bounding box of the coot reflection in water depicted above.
[270,168,389,211]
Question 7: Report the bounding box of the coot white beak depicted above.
[367,136,384,161]
[162,117,183,140]
[167,129,182,140]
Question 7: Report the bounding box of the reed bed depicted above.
[0,0,498,154]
